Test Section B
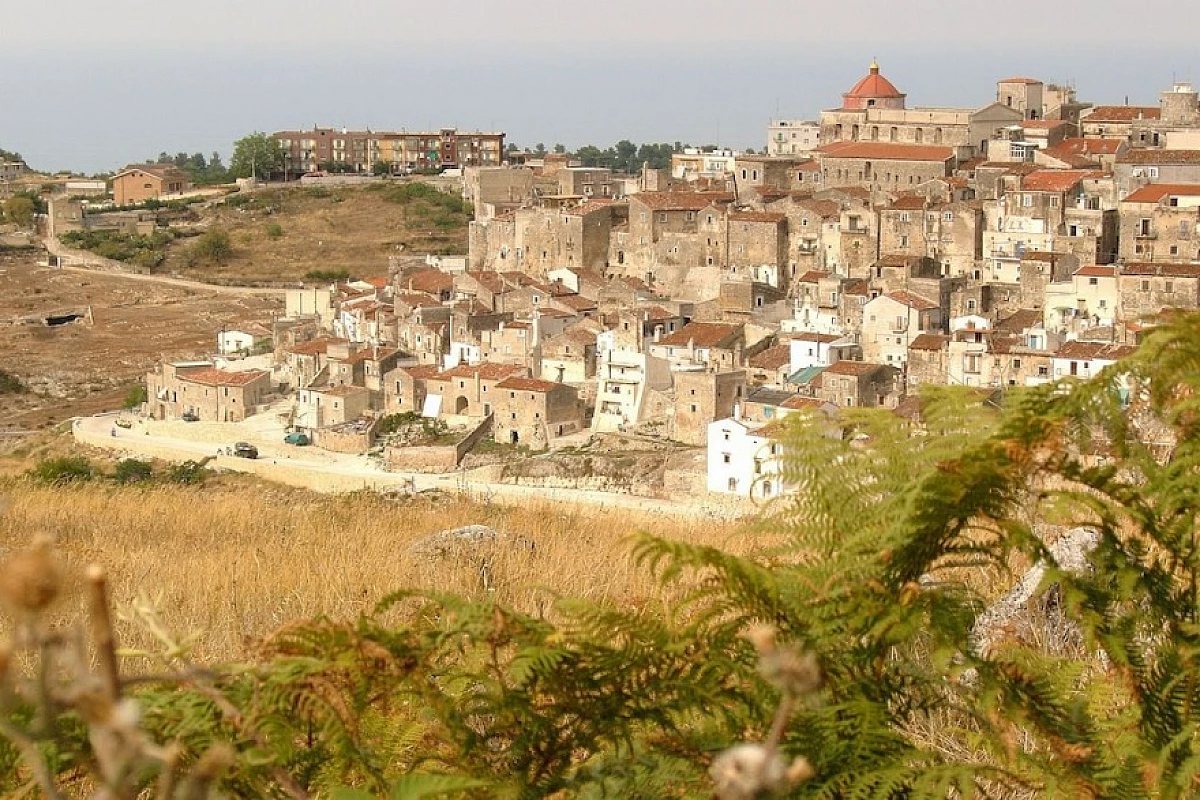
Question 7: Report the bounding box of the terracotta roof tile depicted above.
[886,195,927,211]
[1021,169,1102,192]
[729,210,786,223]
[1085,106,1160,122]
[631,191,734,211]
[1122,262,1200,278]
[883,290,939,311]
[823,360,891,377]
[817,142,955,162]
[1119,150,1200,165]
[1074,265,1117,278]
[1056,341,1137,360]
[749,344,792,370]
[1122,183,1200,204]
[496,376,567,392]
[286,337,347,356]
[994,309,1044,333]
[909,333,950,351]
[180,368,268,387]
[656,321,743,348]
[434,363,527,381]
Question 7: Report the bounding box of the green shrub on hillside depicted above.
[113,458,153,484]
[0,368,24,394]
[27,455,96,484]
[186,229,233,267]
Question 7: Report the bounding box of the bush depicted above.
[304,268,351,283]
[113,458,152,484]
[186,229,233,267]
[264,222,284,239]
[0,368,24,394]
[27,456,95,484]
[166,459,212,485]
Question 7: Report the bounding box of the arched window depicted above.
[915,128,924,144]
[934,127,943,144]
[852,125,860,141]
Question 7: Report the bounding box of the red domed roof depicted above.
[844,61,905,100]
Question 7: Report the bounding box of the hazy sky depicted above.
[3,0,1199,173]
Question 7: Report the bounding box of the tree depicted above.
[124,384,148,409]
[229,132,285,180]
[3,194,35,228]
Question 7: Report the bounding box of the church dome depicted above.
[842,61,906,110]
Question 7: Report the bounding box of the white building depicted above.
[1052,340,1137,381]
[767,119,820,156]
[217,325,273,356]
[706,417,786,499]
[591,331,672,432]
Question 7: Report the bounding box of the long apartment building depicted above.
[272,127,505,176]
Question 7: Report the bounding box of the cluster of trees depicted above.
[0,147,21,162]
[6,313,1200,797]
[509,140,684,172]
[151,151,229,185]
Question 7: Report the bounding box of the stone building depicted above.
[424,363,528,418]
[468,202,615,277]
[815,361,899,408]
[147,363,271,422]
[1115,150,1200,199]
[649,321,746,371]
[906,333,950,387]
[1079,105,1161,141]
[877,196,984,277]
[1118,263,1200,321]
[861,291,944,366]
[463,166,535,220]
[672,369,747,446]
[815,141,956,196]
[492,376,584,449]
[1117,183,1200,264]
[382,363,440,415]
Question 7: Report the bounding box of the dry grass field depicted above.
[162,182,470,284]
[0,477,754,665]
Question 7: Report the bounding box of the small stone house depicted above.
[816,361,900,408]
[147,363,271,422]
[492,376,584,449]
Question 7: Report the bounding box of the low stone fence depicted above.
[385,415,493,472]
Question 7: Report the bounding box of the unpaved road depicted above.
[42,237,286,297]
[74,412,749,521]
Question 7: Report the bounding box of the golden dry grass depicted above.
[0,479,754,664]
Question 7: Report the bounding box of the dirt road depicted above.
[74,412,749,521]
[41,237,286,297]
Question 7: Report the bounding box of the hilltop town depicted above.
[6,63,1200,505]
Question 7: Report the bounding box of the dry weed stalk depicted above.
[709,624,819,799]
[0,535,276,800]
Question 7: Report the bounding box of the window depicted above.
[1142,280,1151,291]
[1013,358,1022,368]
[1039,365,1049,377]
[1088,277,1098,286]
[722,453,731,464]
[1166,281,1175,294]
[1149,167,1160,178]
[1022,194,1033,207]
[728,477,738,491]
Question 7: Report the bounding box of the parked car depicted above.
[284,431,311,446]
[233,441,258,459]
[181,410,199,422]
[114,418,133,429]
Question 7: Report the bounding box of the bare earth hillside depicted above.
[161,181,470,284]
[0,251,283,435]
